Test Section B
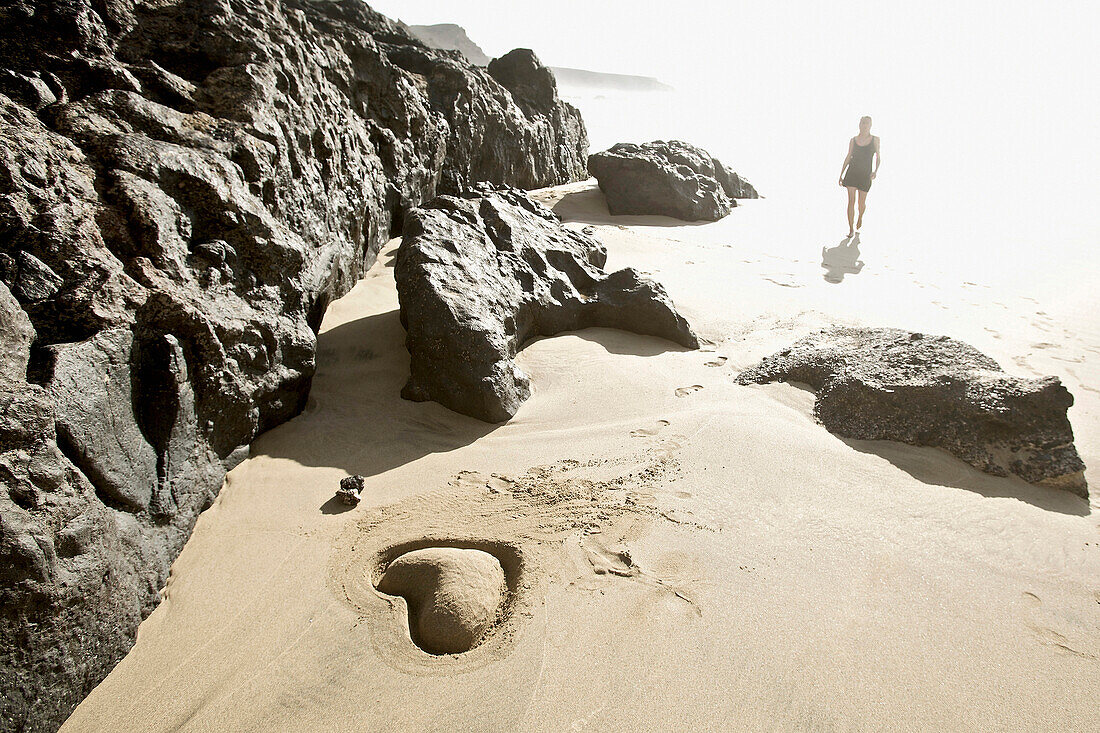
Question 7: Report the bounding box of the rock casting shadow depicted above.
[778,381,1088,516]
[253,310,687,489]
[821,233,864,283]
[320,495,357,514]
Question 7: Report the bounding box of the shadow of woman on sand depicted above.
[821,232,865,283]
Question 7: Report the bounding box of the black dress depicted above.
[842,137,875,192]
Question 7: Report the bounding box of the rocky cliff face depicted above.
[0,1,587,729]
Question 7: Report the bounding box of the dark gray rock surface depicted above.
[0,283,34,383]
[736,327,1087,495]
[396,185,699,422]
[337,474,365,505]
[587,140,758,221]
[0,0,587,729]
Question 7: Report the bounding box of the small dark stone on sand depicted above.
[337,475,366,505]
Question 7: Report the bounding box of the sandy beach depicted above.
[60,180,1100,732]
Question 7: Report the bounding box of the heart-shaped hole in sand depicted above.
[374,541,522,655]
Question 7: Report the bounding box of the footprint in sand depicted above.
[450,471,515,494]
[675,385,704,397]
[631,419,670,438]
[1063,367,1100,395]
[1012,355,1042,376]
[376,546,509,655]
[704,355,728,367]
[583,541,639,577]
[578,535,701,614]
[1020,591,1099,661]
[762,275,802,288]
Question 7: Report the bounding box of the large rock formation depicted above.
[587,140,758,221]
[736,327,1087,495]
[396,185,699,422]
[0,0,588,729]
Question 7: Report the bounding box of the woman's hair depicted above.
[860,115,872,124]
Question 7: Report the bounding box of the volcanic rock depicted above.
[0,282,34,383]
[396,185,699,422]
[488,49,558,113]
[736,327,1087,495]
[587,140,758,221]
[337,474,365,505]
[0,0,588,727]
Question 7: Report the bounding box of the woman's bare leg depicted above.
[846,187,856,235]
[856,190,868,229]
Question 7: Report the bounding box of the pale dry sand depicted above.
[63,181,1100,731]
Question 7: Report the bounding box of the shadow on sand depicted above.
[780,382,1089,516]
[569,327,693,357]
[842,437,1090,517]
[821,232,864,283]
[248,308,500,485]
[250,309,693,509]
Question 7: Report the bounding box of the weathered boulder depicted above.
[736,327,1087,495]
[0,0,588,728]
[396,185,699,422]
[587,140,758,221]
[488,49,558,113]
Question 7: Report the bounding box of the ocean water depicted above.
[558,81,1099,315]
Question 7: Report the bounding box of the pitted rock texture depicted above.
[337,474,365,506]
[587,140,758,221]
[376,547,507,655]
[0,0,587,729]
[736,327,1087,495]
[396,185,699,422]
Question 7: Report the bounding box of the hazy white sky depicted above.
[366,0,1099,250]
[368,0,1095,90]
[369,0,1097,157]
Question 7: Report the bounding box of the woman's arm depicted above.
[871,137,882,179]
[838,138,853,184]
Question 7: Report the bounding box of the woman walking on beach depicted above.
[838,115,881,235]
